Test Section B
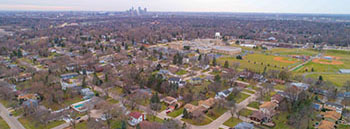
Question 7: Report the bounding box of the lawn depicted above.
[217,53,300,73]
[107,98,119,104]
[234,93,250,103]
[11,109,23,117]
[243,89,255,94]
[272,112,293,129]
[270,48,318,56]
[176,70,188,76]
[238,108,253,117]
[42,96,83,110]
[306,73,350,87]
[0,116,10,129]
[206,107,227,120]
[158,103,167,112]
[223,117,242,127]
[338,124,350,129]
[274,84,286,91]
[146,115,164,123]
[247,101,260,109]
[18,117,65,129]
[263,91,277,101]
[182,117,212,126]
[167,107,184,118]
[73,121,87,129]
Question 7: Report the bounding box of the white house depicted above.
[128,112,146,126]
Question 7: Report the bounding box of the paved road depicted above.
[190,93,258,129]
[0,103,25,129]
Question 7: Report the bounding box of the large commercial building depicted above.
[212,46,242,55]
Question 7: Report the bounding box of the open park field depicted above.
[218,53,301,73]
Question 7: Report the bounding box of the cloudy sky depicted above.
[0,0,349,14]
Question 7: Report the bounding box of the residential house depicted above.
[259,101,277,115]
[66,63,77,71]
[290,82,309,91]
[184,104,197,113]
[162,96,177,106]
[128,112,146,126]
[60,78,81,90]
[16,73,32,82]
[18,94,39,102]
[189,77,202,85]
[80,88,95,100]
[250,111,272,123]
[198,98,216,110]
[270,79,285,85]
[320,111,341,123]
[324,102,344,114]
[317,120,335,129]
[168,77,182,85]
[271,94,284,104]
[215,88,233,99]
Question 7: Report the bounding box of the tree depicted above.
[121,120,127,129]
[173,54,178,64]
[236,55,242,60]
[183,108,189,118]
[82,76,87,88]
[318,76,323,82]
[214,75,221,82]
[198,54,202,61]
[17,49,23,58]
[124,43,128,50]
[224,61,229,68]
[212,57,217,66]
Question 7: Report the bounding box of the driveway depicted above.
[0,103,25,129]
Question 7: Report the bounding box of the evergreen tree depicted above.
[212,57,217,66]
[136,124,141,129]
[319,75,323,81]
[224,61,229,68]
[173,54,178,64]
[198,54,202,61]
[116,45,121,52]
[17,49,23,58]
[183,109,189,118]
[121,121,126,129]
[214,75,221,82]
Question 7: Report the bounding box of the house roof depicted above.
[321,111,341,121]
[129,112,142,119]
[318,120,335,129]
[162,96,176,104]
[250,111,265,120]
[259,101,277,110]
[184,104,197,112]
[168,77,181,82]
[199,98,216,109]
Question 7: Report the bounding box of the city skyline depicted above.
[0,0,350,14]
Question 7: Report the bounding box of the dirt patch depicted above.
[312,58,343,65]
[274,57,297,64]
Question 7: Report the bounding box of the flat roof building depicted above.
[212,46,242,55]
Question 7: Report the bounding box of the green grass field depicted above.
[218,53,300,73]
[18,117,64,129]
[269,48,318,56]
[0,116,10,129]
[223,117,242,127]
[306,73,350,87]
[247,101,260,109]
[167,107,184,118]
[238,108,253,117]
[234,93,250,103]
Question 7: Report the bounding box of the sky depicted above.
[0,0,350,14]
